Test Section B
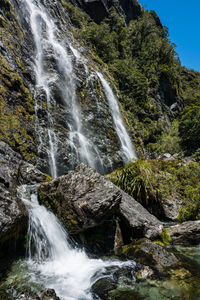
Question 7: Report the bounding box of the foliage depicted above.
[64,3,200,155]
[108,159,200,221]
[148,120,182,155]
[179,95,200,155]
[161,229,171,245]
[60,0,89,28]
[78,8,184,152]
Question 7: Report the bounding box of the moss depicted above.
[71,219,78,225]
[153,240,165,247]
[122,243,135,254]
[60,0,90,28]
[37,191,48,204]
[43,173,53,182]
[0,51,36,162]
[161,229,171,245]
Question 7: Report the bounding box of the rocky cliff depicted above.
[1,0,199,177]
[69,0,142,23]
[1,0,137,176]
[0,1,200,298]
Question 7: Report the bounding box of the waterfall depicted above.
[23,0,137,176]
[24,0,103,176]
[97,72,137,162]
[70,45,137,167]
[17,185,136,300]
[28,0,59,178]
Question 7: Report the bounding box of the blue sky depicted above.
[139,0,200,71]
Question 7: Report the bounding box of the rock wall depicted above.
[69,0,142,23]
[0,0,131,175]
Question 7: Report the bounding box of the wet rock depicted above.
[122,238,178,272]
[0,142,50,244]
[92,277,117,300]
[136,266,154,280]
[38,164,162,241]
[167,220,200,246]
[91,263,137,299]
[15,289,60,299]
[0,141,48,189]
[38,289,60,300]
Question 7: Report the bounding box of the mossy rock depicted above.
[161,229,171,245]
[122,238,178,272]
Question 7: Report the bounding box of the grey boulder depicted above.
[0,142,49,243]
[38,164,163,240]
[167,220,200,245]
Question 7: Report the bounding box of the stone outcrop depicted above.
[70,0,142,23]
[122,238,178,272]
[0,0,126,175]
[119,191,163,240]
[38,164,163,241]
[0,142,50,244]
[160,196,184,221]
[15,289,60,300]
[167,220,200,246]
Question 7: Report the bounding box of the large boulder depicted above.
[0,142,50,244]
[166,220,200,246]
[161,197,184,221]
[122,238,178,272]
[38,164,163,241]
[119,192,163,240]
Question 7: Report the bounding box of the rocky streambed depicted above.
[0,142,200,299]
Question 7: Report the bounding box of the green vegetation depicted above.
[78,9,182,153]
[63,3,200,156]
[0,1,36,163]
[148,120,182,155]
[179,94,200,155]
[108,159,200,221]
[161,229,171,245]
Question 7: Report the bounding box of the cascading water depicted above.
[23,0,137,176]
[16,185,136,300]
[29,2,58,178]
[24,0,103,175]
[69,45,137,167]
[97,72,137,162]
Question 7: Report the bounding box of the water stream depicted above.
[25,0,136,175]
[25,0,103,175]
[97,72,137,162]
[13,185,136,300]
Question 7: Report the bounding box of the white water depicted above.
[27,0,59,178]
[70,45,137,168]
[97,72,137,162]
[24,0,100,175]
[18,185,136,300]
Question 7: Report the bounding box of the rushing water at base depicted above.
[14,185,136,300]
[97,72,137,162]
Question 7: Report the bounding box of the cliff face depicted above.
[69,0,142,23]
[0,0,36,163]
[0,0,136,176]
[0,0,199,177]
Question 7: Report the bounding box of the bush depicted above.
[108,159,200,221]
[148,120,182,155]
[179,95,200,155]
